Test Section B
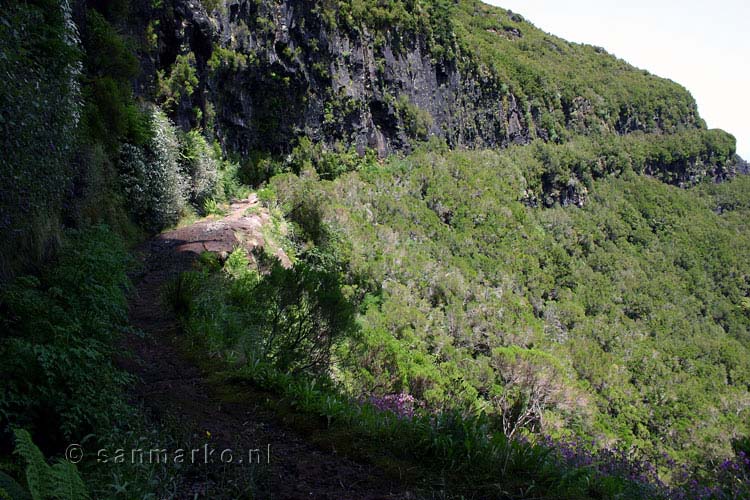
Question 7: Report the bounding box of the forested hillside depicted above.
[268,143,750,467]
[1,0,748,498]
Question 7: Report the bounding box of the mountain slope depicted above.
[137,0,730,164]
[1,0,739,278]
[2,0,749,498]
[266,146,750,470]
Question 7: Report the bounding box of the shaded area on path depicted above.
[121,197,410,499]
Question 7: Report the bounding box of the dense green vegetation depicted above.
[163,139,750,496]
[0,0,243,497]
[0,0,81,279]
[324,0,455,60]
[274,149,750,482]
[0,227,130,445]
[2,0,748,498]
[171,237,664,498]
[260,143,750,490]
[236,126,735,206]
[326,0,703,142]
[450,0,702,137]
[0,225,164,499]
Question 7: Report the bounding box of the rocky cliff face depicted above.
[736,155,750,175]
[138,0,704,159]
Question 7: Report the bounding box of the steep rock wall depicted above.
[141,0,701,158]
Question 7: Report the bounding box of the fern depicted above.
[47,462,86,500]
[0,470,30,500]
[13,429,88,500]
[0,226,130,441]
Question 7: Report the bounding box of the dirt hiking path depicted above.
[124,196,410,499]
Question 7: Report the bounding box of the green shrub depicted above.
[119,107,187,231]
[80,9,149,152]
[157,52,198,111]
[164,271,203,317]
[12,429,88,500]
[395,94,434,140]
[176,249,355,375]
[200,0,221,12]
[0,0,81,280]
[0,227,130,444]
[288,137,379,181]
[208,45,250,74]
[179,130,219,209]
[215,158,251,202]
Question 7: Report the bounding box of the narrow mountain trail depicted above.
[123,196,410,499]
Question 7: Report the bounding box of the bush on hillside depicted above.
[157,52,199,112]
[0,227,130,445]
[0,0,81,279]
[119,108,187,231]
[80,9,150,152]
[267,145,750,479]
[175,248,355,375]
[179,130,219,209]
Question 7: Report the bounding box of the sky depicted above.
[485,0,750,159]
